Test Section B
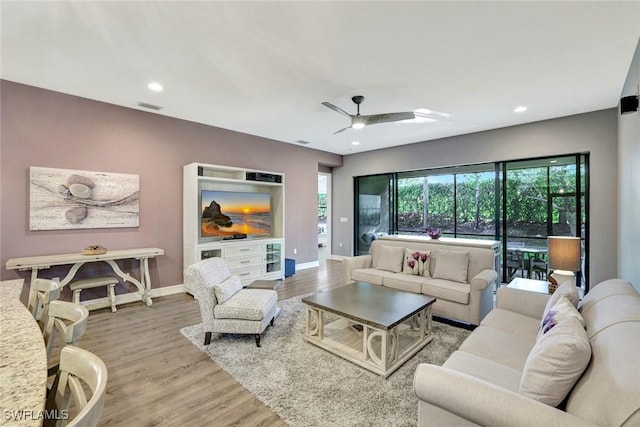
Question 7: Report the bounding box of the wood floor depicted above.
[77,259,346,427]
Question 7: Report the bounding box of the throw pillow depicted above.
[432,250,470,283]
[537,296,585,341]
[520,315,591,407]
[213,274,243,304]
[541,280,580,321]
[402,249,431,277]
[373,245,405,273]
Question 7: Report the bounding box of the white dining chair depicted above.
[42,300,89,376]
[27,278,62,329]
[44,346,108,427]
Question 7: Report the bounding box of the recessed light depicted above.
[147,82,163,92]
[352,141,360,146]
[514,106,527,113]
[550,160,558,164]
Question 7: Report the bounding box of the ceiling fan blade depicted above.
[362,112,416,125]
[322,102,353,119]
[333,126,351,134]
[414,109,452,119]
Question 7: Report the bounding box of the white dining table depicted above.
[0,279,48,426]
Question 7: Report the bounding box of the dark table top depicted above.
[302,282,435,330]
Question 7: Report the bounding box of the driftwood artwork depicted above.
[29,166,139,230]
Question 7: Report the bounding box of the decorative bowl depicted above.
[82,245,107,255]
[427,229,441,239]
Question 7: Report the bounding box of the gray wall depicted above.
[0,81,342,288]
[332,109,618,288]
[618,38,640,292]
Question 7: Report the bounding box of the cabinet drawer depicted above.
[225,255,263,270]
[230,266,263,284]
[225,244,263,258]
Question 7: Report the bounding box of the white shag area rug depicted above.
[180,296,470,427]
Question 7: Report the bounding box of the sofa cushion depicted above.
[432,250,469,283]
[443,350,522,393]
[383,274,423,293]
[421,278,470,305]
[480,308,541,342]
[213,274,243,304]
[542,280,579,319]
[537,296,584,341]
[402,249,431,277]
[520,315,591,407]
[351,268,397,285]
[458,325,535,371]
[578,278,640,313]
[214,289,277,321]
[372,245,405,273]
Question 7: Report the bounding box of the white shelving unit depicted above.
[183,163,285,293]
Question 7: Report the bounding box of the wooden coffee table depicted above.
[302,282,436,378]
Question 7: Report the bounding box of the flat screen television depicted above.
[200,190,271,239]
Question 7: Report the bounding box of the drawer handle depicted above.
[240,249,251,252]
[240,272,251,276]
[240,261,251,264]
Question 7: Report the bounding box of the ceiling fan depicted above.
[322,95,420,134]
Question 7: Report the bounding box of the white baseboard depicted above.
[150,284,185,297]
[296,261,320,270]
[328,254,348,261]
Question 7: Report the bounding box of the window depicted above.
[354,153,589,289]
[396,165,497,239]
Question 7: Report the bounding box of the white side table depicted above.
[507,277,551,294]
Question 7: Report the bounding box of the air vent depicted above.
[136,101,163,111]
[295,140,311,145]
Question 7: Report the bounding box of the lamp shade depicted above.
[548,236,581,271]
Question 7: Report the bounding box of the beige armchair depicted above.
[184,257,278,347]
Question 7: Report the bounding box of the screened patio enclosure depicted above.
[354,154,589,290]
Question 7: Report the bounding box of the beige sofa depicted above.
[414,279,640,426]
[343,236,498,326]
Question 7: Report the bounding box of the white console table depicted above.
[379,235,502,284]
[5,247,164,307]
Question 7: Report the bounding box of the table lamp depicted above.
[547,236,581,287]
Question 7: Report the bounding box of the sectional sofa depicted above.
[343,235,498,326]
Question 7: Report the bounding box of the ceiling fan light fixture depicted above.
[352,121,365,129]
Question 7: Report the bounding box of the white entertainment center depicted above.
[183,163,285,293]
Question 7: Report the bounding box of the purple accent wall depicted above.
[0,80,342,293]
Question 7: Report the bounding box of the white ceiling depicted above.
[2,1,639,155]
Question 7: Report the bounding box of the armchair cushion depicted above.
[214,289,278,321]
[213,274,242,304]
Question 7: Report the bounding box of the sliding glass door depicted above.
[354,174,395,255]
[502,155,587,287]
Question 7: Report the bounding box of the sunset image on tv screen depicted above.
[201,190,271,237]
